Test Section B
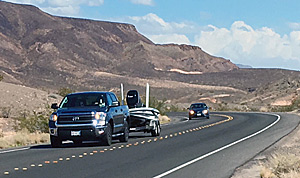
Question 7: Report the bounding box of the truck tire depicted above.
[50,136,62,148]
[151,122,160,137]
[119,121,129,142]
[102,123,112,146]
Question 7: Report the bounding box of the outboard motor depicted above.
[126,90,144,109]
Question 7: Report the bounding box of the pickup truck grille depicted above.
[57,112,94,125]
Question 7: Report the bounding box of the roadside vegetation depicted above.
[0,130,49,149]
[1,107,11,118]
[58,87,74,97]
[13,108,51,133]
[143,96,186,115]
[0,105,51,149]
[271,96,300,112]
[260,152,300,178]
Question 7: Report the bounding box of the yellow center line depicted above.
[5,114,234,175]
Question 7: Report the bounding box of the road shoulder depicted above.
[231,112,300,178]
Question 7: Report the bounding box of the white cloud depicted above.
[195,21,300,70]
[148,34,191,44]
[289,22,300,31]
[129,13,172,33]
[7,0,45,4]
[43,5,79,16]
[130,0,154,6]
[5,0,104,16]
[120,13,196,44]
[87,0,104,6]
[48,0,104,7]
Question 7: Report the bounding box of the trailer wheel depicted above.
[151,122,160,137]
[50,136,62,148]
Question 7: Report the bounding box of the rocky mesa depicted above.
[0,1,237,91]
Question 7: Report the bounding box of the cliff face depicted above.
[0,1,238,89]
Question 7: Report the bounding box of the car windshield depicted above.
[191,104,205,108]
[60,93,106,108]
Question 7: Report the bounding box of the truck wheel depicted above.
[50,136,62,148]
[102,123,112,146]
[151,122,160,137]
[119,121,129,142]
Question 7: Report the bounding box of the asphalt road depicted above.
[0,112,299,178]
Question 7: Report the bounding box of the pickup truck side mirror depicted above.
[51,103,59,109]
[110,101,120,107]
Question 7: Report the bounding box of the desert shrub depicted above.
[0,74,3,81]
[14,106,52,133]
[149,96,167,114]
[0,131,49,149]
[1,107,11,118]
[271,96,300,112]
[141,96,185,115]
[261,152,300,178]
[58,87,74,97]
[216,103,230,111]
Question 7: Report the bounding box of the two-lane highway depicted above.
[0,112,299,178]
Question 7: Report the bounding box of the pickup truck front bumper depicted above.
[49,121,107,141]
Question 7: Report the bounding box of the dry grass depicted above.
[260,152,300,178]
[0,130,49,149]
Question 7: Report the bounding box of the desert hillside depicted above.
[0,1,299,113]
[0,82,62,118]
[0,1,237,91]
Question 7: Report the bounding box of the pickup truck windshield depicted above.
[60,93,107,108]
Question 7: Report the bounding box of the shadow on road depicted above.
[30,133,153,149]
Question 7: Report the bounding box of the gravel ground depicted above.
[0,82,62,118]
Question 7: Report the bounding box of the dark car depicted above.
[188,103,210,120]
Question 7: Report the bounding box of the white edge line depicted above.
[0,147,30,154]
[153,113,281,178]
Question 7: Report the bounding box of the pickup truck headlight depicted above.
[50,114,58,122]
[94,112,106,126]
[202,110,208,115]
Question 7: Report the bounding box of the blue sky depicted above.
[4,0,300,70]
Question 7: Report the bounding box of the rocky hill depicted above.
[0,1,300,113]
[0,1,237,90]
